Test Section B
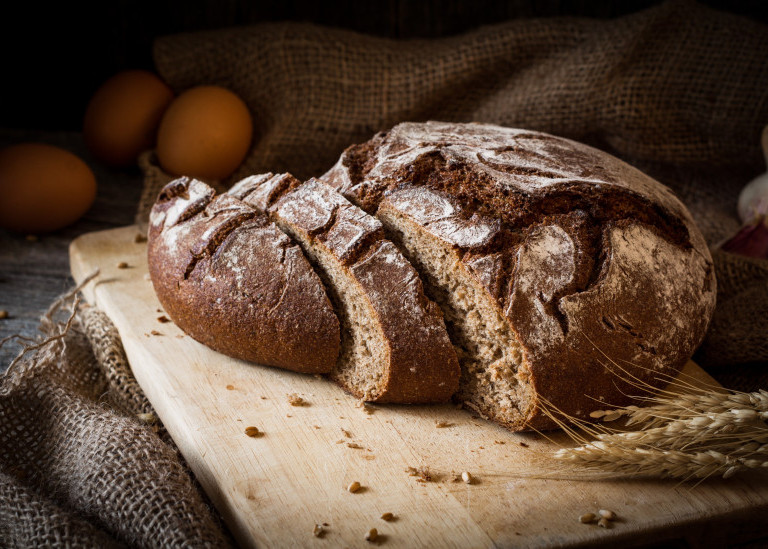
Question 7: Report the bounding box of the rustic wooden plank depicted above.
[69,225,768,548]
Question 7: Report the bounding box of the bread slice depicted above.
[263,178,460,403]
[376,188,534,428]
[148,176,339,373]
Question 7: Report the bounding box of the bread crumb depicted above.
[341,428,352,438]
[150,330,163,336]
[365,528,378,542]
[0,310,8,320]
[380,512,394,521]
[406,466,432,482]
[157,315,171,323]
[244,426,263,438]
[435,421,453,428]
[356,401,375,414]
[312,524,324,538]
[312,425,321,429]
[494,440,505,445]
[287,393,307,406]
[226,384,235,390]
[519,442,529,448]
[134,233,148,243]
[347,443,364,449]
[117,261,129,269]
[347,481,362,493]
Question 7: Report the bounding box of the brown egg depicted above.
[156,85,253,181]
[84,70,174,167]
[0,143,97,233]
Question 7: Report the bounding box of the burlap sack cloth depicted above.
[3,0,768,546]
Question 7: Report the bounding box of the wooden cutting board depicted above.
[70,226,768,548]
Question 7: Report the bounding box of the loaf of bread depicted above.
[320,121,717,430]
[147,176,339,373]
[148,121,716,431]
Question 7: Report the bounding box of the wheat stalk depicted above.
[554,442,768,480]
[543,336,768,481]
[551,386,768,481]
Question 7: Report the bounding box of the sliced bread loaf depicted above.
[321,121,717,430]
[148,176,340,373]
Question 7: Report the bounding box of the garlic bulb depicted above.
[721,124,768,259]
[737,124,768,223]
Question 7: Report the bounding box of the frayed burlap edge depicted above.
[0,277,234,548]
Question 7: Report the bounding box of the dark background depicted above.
[2,0,767,133]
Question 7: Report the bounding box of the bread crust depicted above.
[322,121,717,429]
[148,176,340,373]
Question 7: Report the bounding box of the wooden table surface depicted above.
[0,129,143,372]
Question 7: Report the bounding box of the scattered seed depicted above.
[601,410,623,422]
[365,528,378,542]
[341,428,352,438]
[435,421,453,428]
[312,524,324,537]
[157,315,171,323]
[461,471,472,484]
[579,513,596,524]
[117,261,129,269]
[598,518,611,529]
[347,481,362,493]
[0,310,8,320]
[598,509,617,521]
[244,426,263,438]
[287,393,306,406]
[226,384,235,390]
[150,330,163,336]
[347,443,364,449]
[380,512,394,521]
[494,440,506,445]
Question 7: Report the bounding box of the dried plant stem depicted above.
[547,337,768,481]
[555,443,768,480]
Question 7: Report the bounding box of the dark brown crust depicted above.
[270,179,460,403]
[148,176,340,374]
[322,121,717,430]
